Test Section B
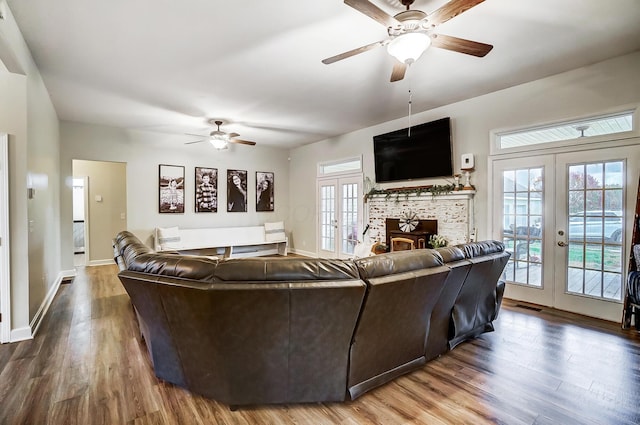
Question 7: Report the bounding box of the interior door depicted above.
[493,145,640,322]
[317,176,362,259]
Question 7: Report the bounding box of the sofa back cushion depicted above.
[114,230,154,269]
[214,257,359,282]
[458,240,505,258]
[435,246,466,263]
[128,253,218,281]
[354,249,443,279]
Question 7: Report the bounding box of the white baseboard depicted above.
[87,259,116,267]
[289,248,316,258]
[60,269,77,281]
[10,326,32,342]
[29,272,65,338]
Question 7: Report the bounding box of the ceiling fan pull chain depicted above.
[408,89,412,137]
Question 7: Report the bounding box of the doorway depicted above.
[317,175,362,259]
[72,160,127,266]
[491,145,640,322]
[72,177,88,267]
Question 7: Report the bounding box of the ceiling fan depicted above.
[322,0,493,82]
[185,119,257,150]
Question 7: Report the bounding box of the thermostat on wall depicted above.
[461,153,475,170]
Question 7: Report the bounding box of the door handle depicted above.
[557,241,568,247]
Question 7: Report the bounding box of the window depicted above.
[318,157,362,176]
[496,110,635,151]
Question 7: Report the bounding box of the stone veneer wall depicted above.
[366,191,475,246]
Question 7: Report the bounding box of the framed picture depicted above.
[256,171,274,212]
[227,169,247,212]
[159,164,185,213]
[195,167,218,212]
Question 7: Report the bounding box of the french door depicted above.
[317,175,362,259]
[492,145,640,322]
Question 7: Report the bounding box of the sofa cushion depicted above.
[214,257,359,281]
[128,253,218,281]
[458,240,505,258]
[355,249,443,279]
[157,226,182,250]
[435,246,466,263]
[264,221,286,242]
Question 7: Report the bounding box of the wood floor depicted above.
[1,265,639,425]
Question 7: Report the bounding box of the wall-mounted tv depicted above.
[373,117,453,183]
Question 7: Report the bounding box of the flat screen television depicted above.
[373,117,453,183]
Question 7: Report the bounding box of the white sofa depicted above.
[154,223,288,258]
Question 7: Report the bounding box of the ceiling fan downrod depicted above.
[401,0,415,11]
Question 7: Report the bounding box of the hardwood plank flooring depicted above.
[1,264,639,424]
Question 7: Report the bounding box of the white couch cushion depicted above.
[157,226,182,250]
[264,221,286,242]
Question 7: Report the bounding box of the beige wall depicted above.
[0,67,29,335]
[0,1,61,338]
[73,160,127,263]
[288,52,640,256]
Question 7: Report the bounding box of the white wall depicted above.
[59,121,291,266]
[0,1,61,337]
[288,52,640,255]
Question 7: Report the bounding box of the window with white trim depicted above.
[496,110,634,151]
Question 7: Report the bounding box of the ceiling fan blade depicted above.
[228,132,240,138]
[428,0,485,26]
[185,132,207,137]
[344,0,400,28]
[322,40,386,64]
[431,34,493,57]
[185,139,207,145]
[390,62,407,82]
[229,139,257,146]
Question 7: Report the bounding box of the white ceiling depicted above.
[6,0,640,149]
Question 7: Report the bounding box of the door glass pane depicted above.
[320,185,335,251]
[341,182,358,254]
[502,167,543,287]
[566,160,623,300]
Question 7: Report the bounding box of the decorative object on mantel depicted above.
[364,177,458,203]
[460,153,475,190]
[399,210,419,232]
[453,174,461,190]
[429,234,448,248]
[462,170,475,190]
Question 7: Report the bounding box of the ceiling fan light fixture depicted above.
[210,133,229,150]
[386,32,431,64]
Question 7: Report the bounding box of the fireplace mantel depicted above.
[365,190,475,201]
[365,190,475,246]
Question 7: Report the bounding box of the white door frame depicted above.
[489,140,640,322]
[316,174,363,259]
[0,134,11,343]
[490,155,556,307]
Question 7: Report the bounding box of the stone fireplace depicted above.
[365,190,475,247]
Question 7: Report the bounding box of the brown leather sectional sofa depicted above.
[113,230,509,407]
